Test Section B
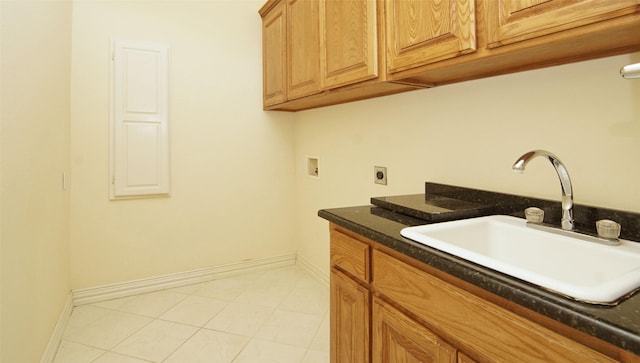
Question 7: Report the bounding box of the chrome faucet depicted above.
[512,150,574,231]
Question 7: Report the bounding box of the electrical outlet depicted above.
[374,166,387,185]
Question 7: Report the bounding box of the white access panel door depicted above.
[111,40,170,199]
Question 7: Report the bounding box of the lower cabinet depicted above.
[373,298,457,363]
[331,268,370,363]
[329,223,630,363]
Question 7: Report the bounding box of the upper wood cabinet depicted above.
[385,0,476,74]
[287,0,321,99]
[319,0,379,89]
[261,0,286,107]
[486,0,640,48]
[260,0,640,111]
[260,0,321,107]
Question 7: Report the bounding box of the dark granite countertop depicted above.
[318,184,640,356]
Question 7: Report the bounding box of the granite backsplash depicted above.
[371,182,640,243]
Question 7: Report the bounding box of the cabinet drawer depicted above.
[330,228,370,283]
[372,250,617,363]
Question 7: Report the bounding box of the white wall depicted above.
[70,0,296,289]
[0,1,72,361]
[294,52,640,273]
[1,2,638,358]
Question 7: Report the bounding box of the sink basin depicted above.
[400,215,640,304]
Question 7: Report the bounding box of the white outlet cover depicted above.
[374,166,387,185]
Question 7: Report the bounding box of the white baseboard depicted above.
[40,293,73,363]
[296,254,329,286]
[44,253,303,362]
[72,253,297,306]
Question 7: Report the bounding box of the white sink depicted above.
[400,215,640,304]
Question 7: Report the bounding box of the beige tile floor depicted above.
[53,266,329,363]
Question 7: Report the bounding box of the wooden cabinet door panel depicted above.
[457,352,478,363]
[287,0,320,99]
[386,0,476,73]
[262,1,287,106]
[331,269,370,363]
[320,0,378,88]
[373,298,456,363]
[487,0,640,48]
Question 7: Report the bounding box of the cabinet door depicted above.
[385,0,476,74]
[287,0,321,99]
[373,298,456,363]
[320,0,378,89]
[486,0,640,48]
[331,269,370,363]
[457,352,478,363]
[262,0,287,106]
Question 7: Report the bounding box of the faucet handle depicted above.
[524,207,544,224]
[596,219,621,240]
